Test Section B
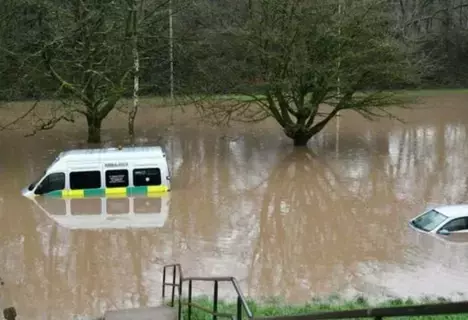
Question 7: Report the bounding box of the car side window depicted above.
[440,217,468,232]
[35,172,65,195]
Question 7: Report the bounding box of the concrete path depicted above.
[104,305,176,320]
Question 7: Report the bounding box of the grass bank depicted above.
[173,295,468,320]
[126,88,468,107]
[3,88,468,110]
[394,88,468,97]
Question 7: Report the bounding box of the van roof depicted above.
[59,146,165,159]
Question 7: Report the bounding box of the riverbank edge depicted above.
[3,88,468,108]
[172,295,468,320]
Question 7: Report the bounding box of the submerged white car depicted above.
[410,205,468,235]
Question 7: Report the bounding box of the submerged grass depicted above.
[3,88,468,111]
[130,88,468,109]
[165,88,468,103]
[169,295,468,320]
[392,88,468,97]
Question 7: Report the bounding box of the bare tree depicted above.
[392,0,468,85]
[125,0,174,139]
[1,0,174,143]
[193,0,417,146]
[37,0,134,143]
[127,0,140,140]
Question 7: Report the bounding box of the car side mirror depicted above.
[438,229,450,236]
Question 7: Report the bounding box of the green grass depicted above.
[215,88,468,100]
[167,295,468,320]
[392,88,468,97]
[3,88,468,110]
[189,89,468,101]
[131,88,468,106]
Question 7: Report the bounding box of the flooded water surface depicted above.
[1,94,468,319]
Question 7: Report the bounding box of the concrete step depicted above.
[104,305,176,320]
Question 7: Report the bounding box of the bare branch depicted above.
[0,100,40,131]
[42,50,93,106]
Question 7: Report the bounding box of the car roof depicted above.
[434,205,468,218]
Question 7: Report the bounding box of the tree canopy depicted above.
[1,0,468,145]
[190,0,417,145]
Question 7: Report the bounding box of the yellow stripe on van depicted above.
[147,192,166,198]
[106,193,128,199]
[62,189,85,198]
[105,187,127,196]
[147,185,168,193]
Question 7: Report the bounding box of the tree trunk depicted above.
[284,126,313,147]
[292,134,311,147]
[128,0,139,140]
[87,116,102,143]
[128,46,139,139]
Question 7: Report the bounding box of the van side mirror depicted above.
[35,184,44,195]
[438,229,450,236]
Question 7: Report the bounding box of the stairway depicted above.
[104,305,176,320]
[103,263,251,320]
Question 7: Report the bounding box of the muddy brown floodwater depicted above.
[1,94,468,320]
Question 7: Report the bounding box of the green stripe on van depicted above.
[45,185,168,198]
[84,188,105,197]
[47,190,63,197]
[128,186,149,195]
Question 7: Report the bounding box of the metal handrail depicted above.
[162,263,468,320]
[162,264,253,320]
[255,300,468,320]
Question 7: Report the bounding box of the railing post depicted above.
[178,279,183,320]
[213,280,218,320]
[188,280,193,320]
[236,296,242,320]
[171,265,176,307]
[162,267,166,298]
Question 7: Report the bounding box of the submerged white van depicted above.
[21,146,171,198]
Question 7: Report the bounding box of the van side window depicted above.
[133,168,161,186]
[35,172,65,195]
[70,171,101,190]
[106,170,129,188]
